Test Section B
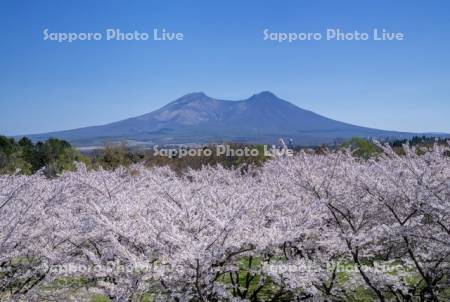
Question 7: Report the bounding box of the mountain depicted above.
[25,92,439,146]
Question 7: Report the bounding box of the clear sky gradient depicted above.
[1,0,449,135]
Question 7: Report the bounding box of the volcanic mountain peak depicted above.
[248,91,279,100]
[25,91,443,146]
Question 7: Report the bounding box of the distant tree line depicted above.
[89,143,270,174]
[339,136,449,159]
[391,135,448,147]
[1,135,448,176]
[0,136,271,176]
[0,136,89,177]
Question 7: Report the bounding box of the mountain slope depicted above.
[26,92,429,146]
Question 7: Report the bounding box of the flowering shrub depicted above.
[0,144,449,301]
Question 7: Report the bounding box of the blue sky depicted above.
[1,0,449,135]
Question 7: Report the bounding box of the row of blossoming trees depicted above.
[0,143,449,301]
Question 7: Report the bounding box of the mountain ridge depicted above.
[24,92,446,146]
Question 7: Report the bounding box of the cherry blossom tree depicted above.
[0,143,448,301]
